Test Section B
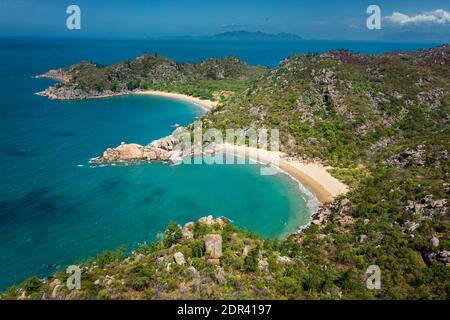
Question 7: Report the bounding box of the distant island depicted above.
[149,30,304,42]
[149,30,450,44]
[207,31,304,42]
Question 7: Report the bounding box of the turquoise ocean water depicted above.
[0,38,440,289]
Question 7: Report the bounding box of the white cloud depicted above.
[384,9,450,26]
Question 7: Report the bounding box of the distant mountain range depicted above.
[150,31,304,42]
[207,31,303,41]
[379,31,450,43]
[149,30,450,43]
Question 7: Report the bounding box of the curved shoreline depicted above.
[217,143,348,204]
[84,89,349,205]
[38,75,348,206]
[134,90,218,111]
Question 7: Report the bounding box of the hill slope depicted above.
[39,55,267,100]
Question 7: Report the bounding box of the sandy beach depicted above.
[219,143,349,203]
[135,90,218,111]
[132,91,348,203]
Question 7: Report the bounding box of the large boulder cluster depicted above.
[90,142,173,163]
[90,134,185,164]
[384,145,427,168]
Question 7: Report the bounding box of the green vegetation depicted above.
[0,220,385,300]
[49,55,267,101]
[4,211,447,299]
[198,46,449,299]
[244,246,260,272]
[5,45,449,300]
[163,221,183,247]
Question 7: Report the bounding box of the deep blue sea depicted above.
[0,38,439,289]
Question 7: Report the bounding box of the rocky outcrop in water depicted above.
[93,133,184,163]
[90,130,214,164]
[90,141,174,164]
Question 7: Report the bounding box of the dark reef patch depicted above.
[4,149,38,158]
[139,187,167,204]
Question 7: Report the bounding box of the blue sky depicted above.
[0,0,449,39]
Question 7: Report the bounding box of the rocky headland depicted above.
[36,55,266,101]
[90,136,181,164]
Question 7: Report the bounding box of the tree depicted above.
[244,247,259,272]
[192,240,205,258]
[22,276,42,294]
[163,221,182,247]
